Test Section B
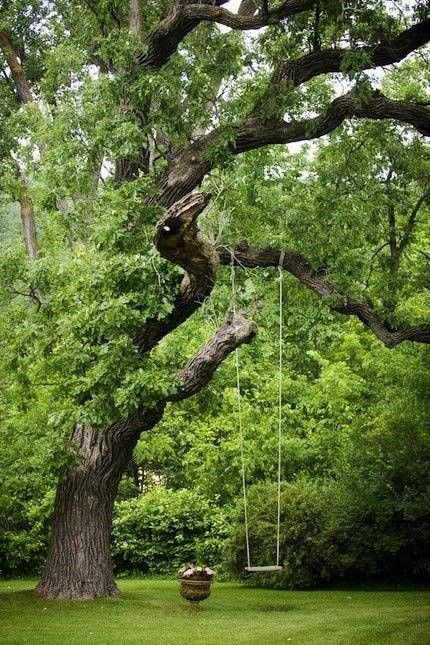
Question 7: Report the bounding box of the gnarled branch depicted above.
[219,241,430,348]
[235,92,430,153]
[136,0,316,69]
[157,92,430,208]
[112,312,256,443]
[134,192,219,353]
[272,19,430,92]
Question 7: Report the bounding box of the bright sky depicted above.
[220,0,245,31]
[225,0,242,12]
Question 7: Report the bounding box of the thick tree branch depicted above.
[176,0,316,30]
[111,313,256,444]
[157,92,430,208]
[136,0,316,69]
[0,31,33,104]
[272,19,430,92]
[136,0,228,69]
[219,241,430,348]
[235,92,430,151]
[133,192,219,353]
[170,311,257,401]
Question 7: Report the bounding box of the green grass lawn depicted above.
[0,579,429,645]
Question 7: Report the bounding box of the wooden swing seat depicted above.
[245,565,283,572]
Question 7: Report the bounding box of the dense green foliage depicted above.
[112,487,228,574]
[0,0,429,590]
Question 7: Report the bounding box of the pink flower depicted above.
[183,568,194,577]
[204,567,214,576]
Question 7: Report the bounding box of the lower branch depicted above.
[219,242,430,348]
[171,311,257,401]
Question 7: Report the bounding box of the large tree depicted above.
[0,0,429,598]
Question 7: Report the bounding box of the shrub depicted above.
[326,463,430,582]
[226,470,430,588]
[0,490,54,577]
[112,487,228,574]
[226,479,339,589]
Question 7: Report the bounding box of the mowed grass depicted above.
[0,579,429,645]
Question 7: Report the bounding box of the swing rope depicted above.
[230,251,284,572]
[230,255,251,568]
[276,251,285,567]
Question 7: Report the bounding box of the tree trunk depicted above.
[35,461,120,599]
[19,193,39,262]
[36,410,163,599]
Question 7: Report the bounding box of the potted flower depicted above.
[178,564,215,605]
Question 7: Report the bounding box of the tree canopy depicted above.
[0,0,429,599]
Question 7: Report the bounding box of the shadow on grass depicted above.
[0,589,37,602]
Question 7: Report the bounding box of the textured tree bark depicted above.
[19,192,39,262]
[36,410,163,599]
[35,457,121,600]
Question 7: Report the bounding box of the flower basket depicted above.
[179,578,212,603]
[178,564,215,606]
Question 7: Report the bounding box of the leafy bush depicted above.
[112,487,228,574]
[227,467,430,588]
[326,443,430,582]
[226,480,339,589]
[0,490,54,577]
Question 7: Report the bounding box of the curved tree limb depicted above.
[272,19,430,92]
[136,0,316,69]
[110,310,256,451]
[219,241,430,348]
[157,93,430,208]
[136,6,429,76]
[134,192,219,353]
[170,311,257,401]
[234,92,430,152]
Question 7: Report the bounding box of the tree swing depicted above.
[230,252,285,573]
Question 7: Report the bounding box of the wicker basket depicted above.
[179,578,212,603]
